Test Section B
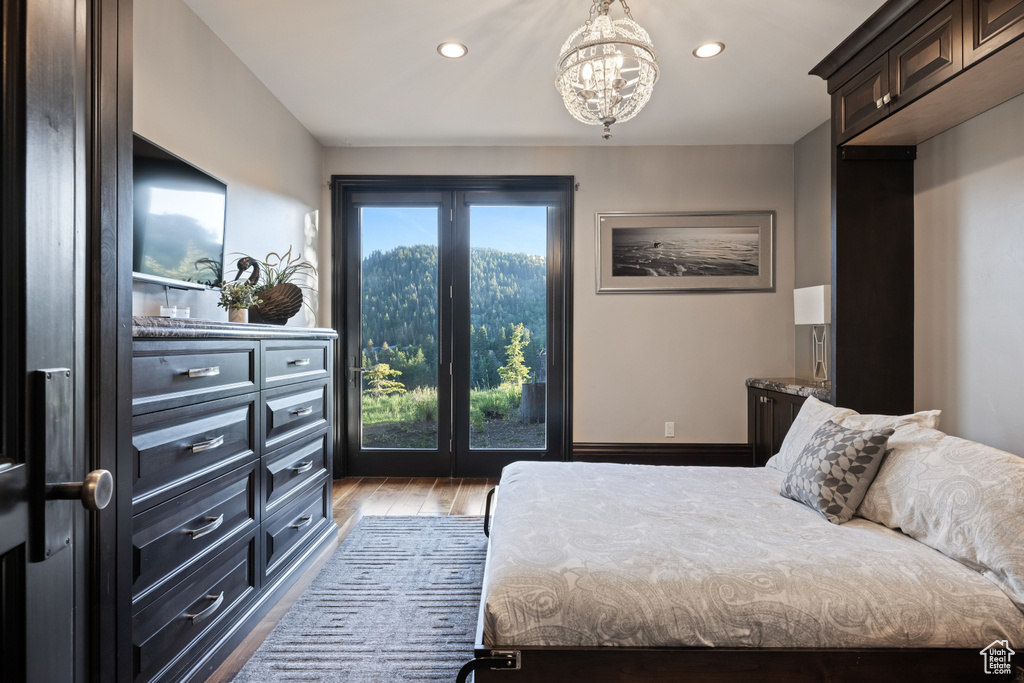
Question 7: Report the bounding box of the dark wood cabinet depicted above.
[890,0,963,109]
[836,0,964,143]
[964,0,1024,63]
[129,329,336,683]
[836,54,891,141]
[823,0,1024,147]
[809,0,1024,413]
[747,386,809,467]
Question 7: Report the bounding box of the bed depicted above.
[460,399,1024,682]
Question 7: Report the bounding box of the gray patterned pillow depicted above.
[780,420,894,524]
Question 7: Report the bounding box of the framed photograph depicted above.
[596,211,775,293]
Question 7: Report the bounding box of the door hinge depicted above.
[449,363,453,376]
[450,208,454,220]
[450,285,453,299]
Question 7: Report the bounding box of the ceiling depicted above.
[184,0,885,148]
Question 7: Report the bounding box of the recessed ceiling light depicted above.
[437,42,468,59]
[693,42,725,59]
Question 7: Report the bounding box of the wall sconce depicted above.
[794,285,831,383]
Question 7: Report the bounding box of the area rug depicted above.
[231,516,487,682]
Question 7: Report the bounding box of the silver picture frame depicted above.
[596,211,776,293]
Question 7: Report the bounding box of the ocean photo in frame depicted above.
[596,211,775,293]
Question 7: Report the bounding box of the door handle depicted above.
[289,358,311,367]
[48,469,113,512]
[291,406,314,417]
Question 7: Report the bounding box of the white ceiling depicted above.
[184,0,884,148]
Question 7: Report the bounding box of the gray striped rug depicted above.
[231,516,487,682]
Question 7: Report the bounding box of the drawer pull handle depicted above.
[190,435,225,453]
[186,514,224,540]
[289,358,311,367]
[291,461,314,474]
[185,366,220,379]
[291,406,314,417]
[186,591,224,624]
[290,515,313,530]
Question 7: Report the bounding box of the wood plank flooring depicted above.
[205,477,497,683]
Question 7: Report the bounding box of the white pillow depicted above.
[857,423,1024,611]
[765,395,941,473]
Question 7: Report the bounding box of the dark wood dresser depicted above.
[128,318,337,683]
[746,378,831,467]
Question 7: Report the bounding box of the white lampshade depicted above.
[794,285,831,325]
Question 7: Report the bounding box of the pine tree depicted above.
[497,323,530,387]
[365,363,406,397]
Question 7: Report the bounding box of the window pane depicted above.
[468,205,547,450]
[359,207,438,449]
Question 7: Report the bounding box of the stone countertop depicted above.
[746,377,832,401]
[133,316,338,340]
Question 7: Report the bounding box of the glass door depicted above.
[342,191,453,476]
[453,192,566,476]
[336,178,571,477]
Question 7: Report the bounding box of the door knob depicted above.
[49,469,113,511]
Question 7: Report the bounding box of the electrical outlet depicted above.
[665,422,675,438]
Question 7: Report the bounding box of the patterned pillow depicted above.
[780,420,894,524]
[766,395,940,473]
[856,422,1024,610]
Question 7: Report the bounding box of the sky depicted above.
[361,205,547,258]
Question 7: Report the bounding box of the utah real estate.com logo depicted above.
[980,640,1014,675]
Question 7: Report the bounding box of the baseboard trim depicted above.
[571,442,752,467]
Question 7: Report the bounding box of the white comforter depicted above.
[482,462,1024,648]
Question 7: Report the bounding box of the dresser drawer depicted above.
[132,394,258,512]
[133,340,258,415]
[133,534,257,683]
[262,339,330,389]
[263,379,329,451]
[263,428,331,517]
[132,462,258,606]
[263,474,331,582]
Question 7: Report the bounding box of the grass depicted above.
[362,386,438,425]
[361,384,545,450]
[362,385,522,428]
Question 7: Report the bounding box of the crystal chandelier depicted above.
[555,0,659,140]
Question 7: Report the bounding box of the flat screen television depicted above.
[132,134,227,288]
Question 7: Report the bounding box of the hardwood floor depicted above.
[205,477,497,683]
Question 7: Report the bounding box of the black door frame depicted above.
[330,175,574,479]
[0,0,131,680]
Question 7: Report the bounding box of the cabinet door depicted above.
[890,0,963,111]
[964,0,1024,64]
[836,54,890,142]
[748,388,776,467]
[771,393,808,457]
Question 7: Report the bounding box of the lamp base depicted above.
[812,324,828,383]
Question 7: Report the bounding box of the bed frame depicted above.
[458,491,1018,682]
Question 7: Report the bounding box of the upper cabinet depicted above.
[815,0,1024,145]
[836,54,891,141]
[965,0,1024,63]
[889,0,963,110]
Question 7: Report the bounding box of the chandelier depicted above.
[555,0,659,140]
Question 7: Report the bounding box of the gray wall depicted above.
[321,145,797,444]
[915,92,1024,455]
[792,121,832,379]
[133,0,324,325]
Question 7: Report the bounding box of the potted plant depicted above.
[233,246,316,325]
[217,281,263,323]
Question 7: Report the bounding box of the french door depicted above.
[332,177,572,477]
